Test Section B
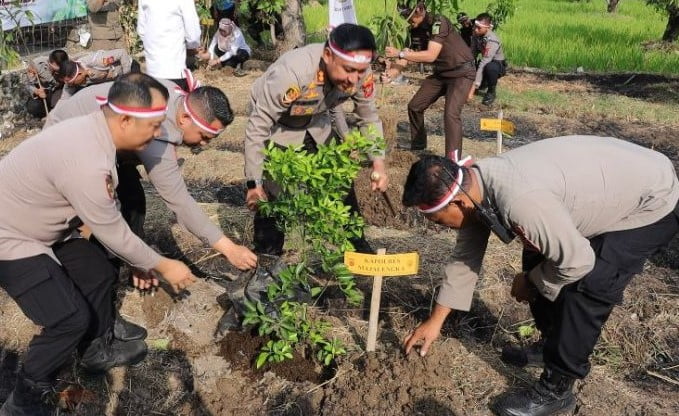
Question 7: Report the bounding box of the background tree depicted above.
[606,0,622,13]
[647,0,679,42]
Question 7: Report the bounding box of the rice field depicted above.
[303,0,679,74]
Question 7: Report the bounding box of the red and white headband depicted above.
[182,97,224,135]
[64,64,81,83]
[418,152,473,214]
[328,41,373,64]
[173,69,223,135]
[96,96,167,118]
[474,20,493,29]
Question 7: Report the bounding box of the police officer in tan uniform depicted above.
[386,2,475,160]
[401,137,679,416]
[0,73,197,416]
[468,13,506,106]
[59,48,134,98]
[45,75,257,271]
[24,50,69,118]
[87,0,125,50]
[244,23,388,255]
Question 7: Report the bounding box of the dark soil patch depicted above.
[218,331,329,384]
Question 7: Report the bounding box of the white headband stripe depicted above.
[328,42,372,64]
[418,169,464,214]
[474,21,492,28]
[96,96,167,118]
[174,69,201,96]
[183,97,224,135]
[65,64,80,83]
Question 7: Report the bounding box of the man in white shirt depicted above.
[137,0,201,90]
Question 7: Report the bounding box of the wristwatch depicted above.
[398,50,406,59]
[246,179,263,189]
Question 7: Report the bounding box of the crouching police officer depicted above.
[468,13,507,106]
[244,23,388,255]
[45,73,257,273]
[401,136,679,416]
[0,74,197,416]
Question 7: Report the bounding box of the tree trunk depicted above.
[606,0,620,13]
[662,5,679,42]
[276,0,305,56]
[270,22,277,46]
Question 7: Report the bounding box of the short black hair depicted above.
[187,86,234,127]
[457,12,469,23]
[475,12,493,25]
[107,72,169,109]
[327,23,377,55]
[402,155,471,207]
[58,60,78,79]
[397,1,425,18]
[48,49,68,66]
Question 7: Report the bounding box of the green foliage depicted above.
[370,15,408,52]
[486,0,516,29]
[518,324,535,338]
[0,0,36,69]
[244,128,385,368]
[119,2,142,55]
[239,0,285,24]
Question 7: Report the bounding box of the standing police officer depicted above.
[386,2,475,160]
[0,73,197,416]
[244,23,388,255]
[401,136,679,416]
[468,13,507,106]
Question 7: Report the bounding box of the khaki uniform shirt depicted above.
[471,30,505,87]
[413,13,474,78]
[25,55,59,95]
[244,43,383,180]
[0,112,162,270]
[62,49,133,99]
[439,136,679,311]
[44,81,225,246]
[87,0,124,41]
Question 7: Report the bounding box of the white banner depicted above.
[329,0,357,29]
[1,0,87,30]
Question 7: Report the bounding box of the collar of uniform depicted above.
[159,94,185,146]
[92,110,117,161]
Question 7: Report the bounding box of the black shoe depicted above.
[0,370,55,416]
[492,367,576,416]
[482,91,496,106]
[80,331,148,373]
[501,341,544,368]
[114,314,148,342]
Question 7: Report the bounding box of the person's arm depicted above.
[508,193,595,301]
[180,0,202,49]
[404,220,491,355]
[351,70,387,191]
[139,141,256,269]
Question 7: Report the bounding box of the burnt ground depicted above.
[0,67,678,415]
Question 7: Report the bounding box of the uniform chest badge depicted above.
[361,73,375,98]
[280,85,301,107]
[315,70,325,84]
[102,56,115,66]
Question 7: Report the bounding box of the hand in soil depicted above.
[154,258,197,293]
[510,272,537,303]
[246,186,267,211]
[224,243,258,270]
[370,161,389,192]
[403,317,442,357]
[132,269,159,290]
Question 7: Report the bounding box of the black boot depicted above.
[501,340,544,368]
[482,91,497,106]
[80,330,147,373]
[492,367,576,416]
[114,313,147,341]
[0,370,55,416]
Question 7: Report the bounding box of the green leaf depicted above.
[518,325,535,338]
[255,352,269,369]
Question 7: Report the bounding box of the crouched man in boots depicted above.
[401,136,679,416]
[0,73,197,415]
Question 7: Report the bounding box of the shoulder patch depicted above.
[102,56,115,66]
[280,85,301,107]
[105,174,115,200]
[361,73,375,98]
[432,22,441,35]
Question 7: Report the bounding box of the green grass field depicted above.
[303,0,679,74]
